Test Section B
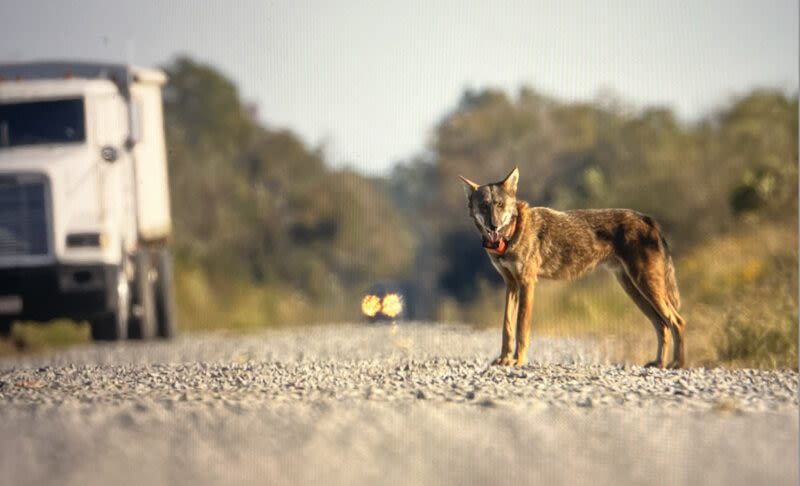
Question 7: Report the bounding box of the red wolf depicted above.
[460,167,686,368]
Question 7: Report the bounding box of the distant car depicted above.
[360,282,406,323]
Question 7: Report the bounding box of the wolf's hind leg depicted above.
[665,307,686,369]
[623,259,687,369]
[615,271,667,368]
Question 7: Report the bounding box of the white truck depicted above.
[0,61,176,340]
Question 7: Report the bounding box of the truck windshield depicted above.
[0,98,86,148]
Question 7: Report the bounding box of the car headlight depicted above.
[361,294,382,317]
[380,293,403,318]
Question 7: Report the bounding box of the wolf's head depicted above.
[460,167,519,246]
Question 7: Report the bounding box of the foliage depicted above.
[391,85,797,368]
[161,57,796,367]
[163,57,415,327]
[2,57,795,369]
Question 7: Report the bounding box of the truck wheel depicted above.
[154,248,177,338]
[0,318,12,338]
[128,250,157,340]
[90,267,129,341]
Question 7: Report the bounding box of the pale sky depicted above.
[1,1,797,174]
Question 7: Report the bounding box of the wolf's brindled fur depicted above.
[461,168,686,368]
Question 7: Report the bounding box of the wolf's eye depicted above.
[497,201,504,209]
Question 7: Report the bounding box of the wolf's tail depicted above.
[660,234,681,311]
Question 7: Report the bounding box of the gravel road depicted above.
[0,323,797,486]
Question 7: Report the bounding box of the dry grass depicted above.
[174,261,367,333]
[444,221,798,369]
[0,320,90,357]
[1,223,795,370]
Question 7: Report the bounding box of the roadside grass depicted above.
[174,261,363,334]
[442,222,798,369]
[680,222,797,369]
[0,260,360,357]
[2,223,795,370]
[0,320,90,357]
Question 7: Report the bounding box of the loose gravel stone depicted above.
[3,323,792,412]
[0,323,796,486]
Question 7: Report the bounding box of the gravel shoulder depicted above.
[0,323,797,486]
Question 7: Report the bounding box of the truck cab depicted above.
[0,61,176,340]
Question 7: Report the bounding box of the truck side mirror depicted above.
[101,145,118,162]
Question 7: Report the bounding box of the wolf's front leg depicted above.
[492,283,518,366]
[513,282,535,366]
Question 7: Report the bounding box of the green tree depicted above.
[162,56,415,326]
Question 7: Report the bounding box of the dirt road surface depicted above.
[0,324,796,486]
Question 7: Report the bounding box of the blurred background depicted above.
[0,1,797,368]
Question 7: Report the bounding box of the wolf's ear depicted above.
[459,175,479,201]
[501,166,519,196]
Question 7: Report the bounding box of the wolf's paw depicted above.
[492,355,516,366]
[643,360,664,369]
[666,360,684,370]
[513,357,528,367]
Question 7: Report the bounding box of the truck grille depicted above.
[0,175,50,257]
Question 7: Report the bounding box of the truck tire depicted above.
[154,248,177,338]
[0,318,12,338]
[90,266,129,341]
[128,250,157,340]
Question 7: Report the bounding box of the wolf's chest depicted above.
[488,252,523,277]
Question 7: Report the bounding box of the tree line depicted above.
[163,56,797,331]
